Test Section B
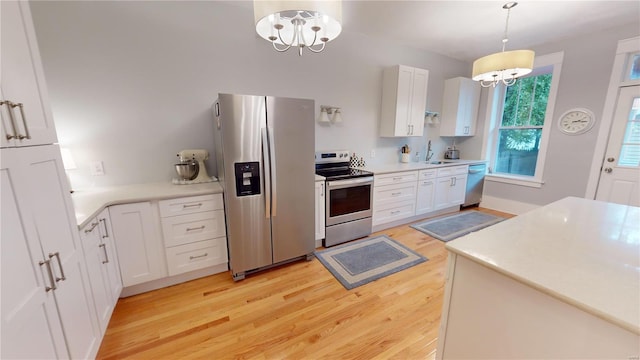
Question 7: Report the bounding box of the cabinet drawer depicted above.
[159,194,222,217]
[373,182,417,206]
[437,165,468,178]
[375,171,418,186]
[372,199,416,226]
[165,238,228,276]
[161,210,226,248]
[419,169,437,180]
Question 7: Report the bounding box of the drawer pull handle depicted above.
[392,177,402,181]
[391,192,401,196]
[182,203,203,209]
[84,221,99,233]
[186,225,206,232]
[189,253,208,260]
[390,210,401,215]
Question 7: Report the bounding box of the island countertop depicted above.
[445,196,640,334]
[72,181,223,228]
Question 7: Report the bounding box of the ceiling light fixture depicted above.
[472,2,535,88]
[254,1,342,56]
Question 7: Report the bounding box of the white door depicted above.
[1,148,68,359]
[0,1,58,147]
[20,144,100,358]
[595,86,640,206]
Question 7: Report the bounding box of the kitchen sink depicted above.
[428,161,456,164]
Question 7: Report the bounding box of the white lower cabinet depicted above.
[416,169,437,215]
[109,202,167,287]
[434,165,468,210]
[315,180,325,242]
[1,145,99,359]
[159,194,228,276]
[80,208,122,334]
[373,171,418,226]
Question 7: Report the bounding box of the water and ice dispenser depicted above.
[234,162,261,197]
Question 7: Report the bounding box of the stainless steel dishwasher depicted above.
[463,163,487,207]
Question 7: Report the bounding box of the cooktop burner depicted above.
[315,167,373,181]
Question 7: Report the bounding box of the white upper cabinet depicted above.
[380,65,429,137]
[440,77,481,137]
[0,1,58,148]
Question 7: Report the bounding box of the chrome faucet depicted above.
[426,140,434,162]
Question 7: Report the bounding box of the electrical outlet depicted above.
[371,149,376,158]
[90,161,105,176]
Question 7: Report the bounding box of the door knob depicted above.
[604,167,613,173]
[607,157,615,162]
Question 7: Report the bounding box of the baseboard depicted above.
[480,195,539,215]
[120,263,229,297]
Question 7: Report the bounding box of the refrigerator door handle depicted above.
[261,127,271,219]
[267,126,277,217]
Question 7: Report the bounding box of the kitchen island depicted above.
[437,196,639,359]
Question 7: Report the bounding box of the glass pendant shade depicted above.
[318,108,330,123]
[254,1,342,55]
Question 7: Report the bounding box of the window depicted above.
[628,53,640,80]
[484,52,563,187]
[619,97,640,167]
[495,73,552,176]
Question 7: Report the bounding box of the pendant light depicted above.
[472,2,535,87]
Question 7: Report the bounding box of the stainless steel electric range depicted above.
[315,150,374,247]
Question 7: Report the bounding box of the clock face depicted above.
[558,109,595,135]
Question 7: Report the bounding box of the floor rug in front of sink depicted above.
[411,210,505,242]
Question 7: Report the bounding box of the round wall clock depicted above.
[557,108,595,135]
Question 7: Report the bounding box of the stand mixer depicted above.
[175,149,214,184]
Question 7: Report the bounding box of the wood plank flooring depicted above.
[97,208,513,359]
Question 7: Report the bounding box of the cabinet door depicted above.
[0,1,57,147]
[1,148,68,359]
[416,179,435,215]
[19,145,100,359]
[110,202,166,287]
[409,68,428,136]
[434,176,453,210]
[81,218,113,335]
[449,174,468,206]
[315,181,325,241]
[97,208,122,303]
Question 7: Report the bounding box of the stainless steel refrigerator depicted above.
[212,94,315,281]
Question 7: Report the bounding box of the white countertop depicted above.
[446,196,640,334]
[72,181,223,228]
[360,159,485,174]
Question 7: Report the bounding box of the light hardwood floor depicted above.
[97,208,513,359]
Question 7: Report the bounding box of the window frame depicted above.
[482,52,564,188]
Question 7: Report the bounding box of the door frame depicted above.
[585,36,640,199]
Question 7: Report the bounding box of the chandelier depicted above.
[254,1,342,56]
[472,2,535,87]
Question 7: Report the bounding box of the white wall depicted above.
[463,23,639,211]
[29,1,469,189]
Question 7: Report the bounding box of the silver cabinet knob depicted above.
[604,167,613,173]
[607,157,615,162]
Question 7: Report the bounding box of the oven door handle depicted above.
[327,177,374,187]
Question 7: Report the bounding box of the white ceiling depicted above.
[240,1,639,62]
[340,0,640,62]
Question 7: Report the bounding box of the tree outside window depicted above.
[495,73,552,176]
